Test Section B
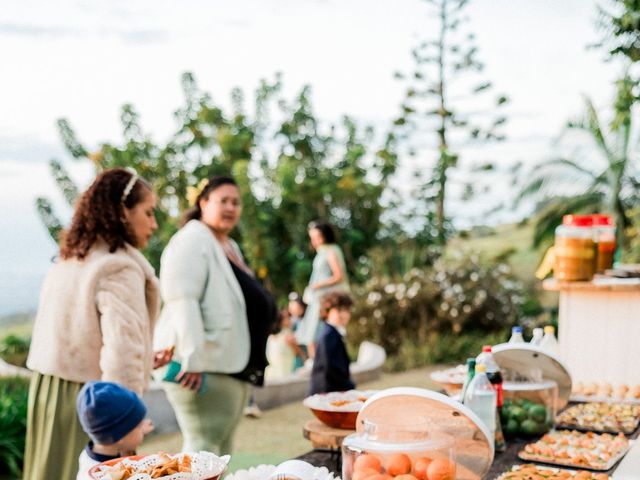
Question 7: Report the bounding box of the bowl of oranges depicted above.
[341,388,495,480]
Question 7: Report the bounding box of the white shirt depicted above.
[77,449,100,480]
[76,443,120,480]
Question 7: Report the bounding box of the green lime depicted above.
[528,404,547,423]
[504,418,519,436]
[521,419,538,435]
[510,406,527,423]
[500,408,511,424]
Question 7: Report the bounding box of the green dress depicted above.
[295,244,350,347]
[23,372,87,480]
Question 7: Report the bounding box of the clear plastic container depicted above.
[342,419,456,480]
[501,380,558,437]
[592,214,616,273]
[530,328,543,346]
[540,325,560,357]
[463,364,496,439]
[553,214,596,281]
[508,326,525,344]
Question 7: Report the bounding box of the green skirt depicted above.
[163,373,249,455]
[23,372,87,480]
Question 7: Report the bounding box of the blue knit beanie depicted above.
[76,381,147,445]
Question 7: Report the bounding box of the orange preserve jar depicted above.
[592,214,616,273]
[553,215,596,281]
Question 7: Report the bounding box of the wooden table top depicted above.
[543,277,640,292]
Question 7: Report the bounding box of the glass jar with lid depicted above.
[342,419,455,480]
[553,214,596,281]
[342,388,494,480]
[501,380,558,437]
[592,214,616,273]
[493,343,573,439]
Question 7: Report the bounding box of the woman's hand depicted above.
[176,371,203,391]
[153,346,174,369]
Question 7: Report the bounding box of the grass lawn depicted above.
[140,364,447,473]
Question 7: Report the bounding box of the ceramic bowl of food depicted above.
[303,390,378,430]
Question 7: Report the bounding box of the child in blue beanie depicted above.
[76,381,154,480]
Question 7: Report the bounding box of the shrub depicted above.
[383,330,510,372]
[0,376,29,477]
[0,335,31,368]
[347,253,524,363]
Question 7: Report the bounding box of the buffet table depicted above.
[543,277,640,386]
[299,422,640,478]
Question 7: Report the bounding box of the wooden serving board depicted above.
[303,419,354,450]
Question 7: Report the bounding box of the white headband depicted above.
[121,169,138,203]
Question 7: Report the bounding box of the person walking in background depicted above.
[75,382,154,479]
[287,293,308,370]
[309,291,355,395]
[287,293,306,332]
[154,176,276,454]
[295,221,350,359]
[265,310,307,381]
[24,168,169,480]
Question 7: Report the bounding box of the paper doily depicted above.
[224,464,340,480]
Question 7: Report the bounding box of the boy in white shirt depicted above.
[76,381,153,479]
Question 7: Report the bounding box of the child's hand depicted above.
[141,418,155,435]
[153,346,174,369]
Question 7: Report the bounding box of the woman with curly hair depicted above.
[23,168,170,480]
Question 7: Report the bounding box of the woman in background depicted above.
[295,221,349,359]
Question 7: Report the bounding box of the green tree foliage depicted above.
[518,74,640,248]
[37,73,398,299]
[393,0,508,245]
[596,0,640,63]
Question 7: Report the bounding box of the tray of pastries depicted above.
[571,382,640,404]
[518,430,631,471]
[496,463,609,479]
[556,402,640,434]
[89,452,229,480]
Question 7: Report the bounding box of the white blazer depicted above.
[154,220,250,373]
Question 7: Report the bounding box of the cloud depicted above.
[0,22,171,45]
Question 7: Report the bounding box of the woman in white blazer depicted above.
[155,176,276,454]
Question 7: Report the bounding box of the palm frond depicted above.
[516,178,545,205]
[517,157,599,205]
[582,97,613,160]
[532,192,604,247]
[537,157,598,179]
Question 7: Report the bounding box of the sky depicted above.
[0,0,625,315]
